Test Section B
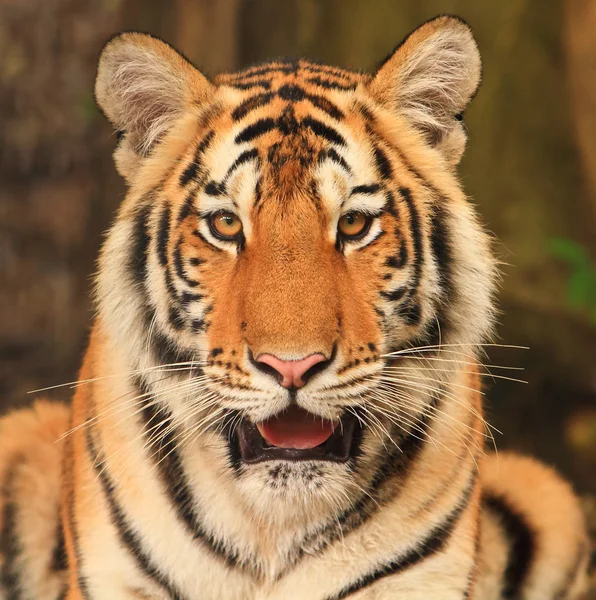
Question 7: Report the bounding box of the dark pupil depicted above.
[346,214,356,225]
[223,215,234,225]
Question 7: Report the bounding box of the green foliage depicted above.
[550,237,596,324]
[79,93,99,123]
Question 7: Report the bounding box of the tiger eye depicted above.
[338,212,369,238]
[210,211,242,239]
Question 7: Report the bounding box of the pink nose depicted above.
[256,353,328,389]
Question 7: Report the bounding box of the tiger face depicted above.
[95,17,496,521]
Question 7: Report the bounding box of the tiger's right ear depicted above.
[95,32,213,180]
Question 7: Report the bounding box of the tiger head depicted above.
[95,16,496,522]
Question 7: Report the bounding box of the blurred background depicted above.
[0,0,595,535]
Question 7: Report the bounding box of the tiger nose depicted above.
[255,353,329,389]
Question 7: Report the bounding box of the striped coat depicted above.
[0,15,590,600]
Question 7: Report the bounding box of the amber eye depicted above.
[209,211,243,240]
[337,212,370,239]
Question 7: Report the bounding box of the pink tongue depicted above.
[257,405,336,450]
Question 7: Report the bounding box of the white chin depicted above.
[236,460,355,524]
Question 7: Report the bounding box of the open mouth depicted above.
[236,405,360,463]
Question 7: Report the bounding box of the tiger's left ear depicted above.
[368,16,481,165]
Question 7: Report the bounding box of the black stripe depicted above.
[231,62,296,80]
[327,477,475,600]
[232,92,274,121]
[276,84,344,120]
[168,305,186,330]
[326,148,352,174]
[235,118,276,144]
[429,202,454,336]
[177,192,197,224]
[173,241,199,288]
[220,410,245,475]
[397,301,421,325]
[64,434,91,599]
[373,145,393,180]
[136,380,258,576]
[193,229,224,252]
[1,463,22,599]
[204,180,226,197]
[226,148,259,178]
[351,184,380,196]
[302,117,345,146]
[302,63,356,80]
[277,83,305,102]
[179,130,214,187]
[180,291,204,307]
[306,94,344,120]
[305,76,357,91]
[51,522,68,572]
[156,206,170,267]
[191,319,206,333]
[128,204,152,290]
[277,106,300,136]
[85,425,186,600]
[384,190,398,217]
[430,203,453,291]
[380,287,407,302]
[386,245,407,269]
[483,493,535,598]
[229,80,271,90]
[398,187,423,326]
[151,329,196,367]
[164,267,180,306]
[254,177,263,208]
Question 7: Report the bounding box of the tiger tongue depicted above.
[257,405,337,450]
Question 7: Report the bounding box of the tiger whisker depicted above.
[30,360,208,394]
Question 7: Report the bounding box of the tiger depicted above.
[0,14,590,600]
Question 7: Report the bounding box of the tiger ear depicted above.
[368,16,481,165]
[95,32,213,180]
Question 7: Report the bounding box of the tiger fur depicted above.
[0,15,590,600]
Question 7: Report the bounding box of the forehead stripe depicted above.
[235,118,276,144]
[231,62,297,80]
[234,115,345,149]
[226,148,259,178]
[302,117,345,146]
[230,80,271,91]
[232,93,274,121]
[306,76,357,91]
[231,87,344,123]
[307,94,344,120]
[304,65,353,79]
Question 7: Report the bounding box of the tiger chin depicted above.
[0,15,590,600]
